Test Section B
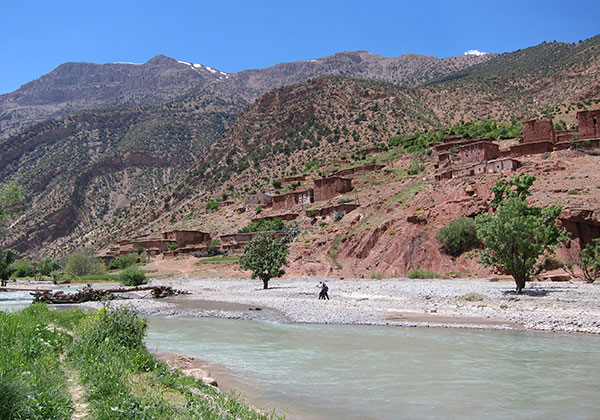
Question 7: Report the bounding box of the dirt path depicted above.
[153,257,199,278]
[60,354,89,420]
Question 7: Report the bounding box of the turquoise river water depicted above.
[2,290,599,419]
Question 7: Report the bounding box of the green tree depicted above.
[0,182,25,230]
[490,174,536,208]
[563,238,600,283]
[65,252,105,277]
[239,232,289,289]
[475,197,568,293]
[206,199,219,211]
[10,258,35,278]
[0,249,18,287]
[34,257,61,281]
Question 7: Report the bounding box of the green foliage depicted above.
[167,242,179,251]
[10,258,35,277]
[490,174,536,208]
[119,266,147,286]
[475,196,569,293]
[255,205,262,214]
[0,304,85,420]
[564,238,600,283]
[407,159,425,175]
[206,239,221,256]
[109,253,139,270]
[436,216,479,257]
[34,257,61,280]
[307,210,317,219]
[206,199,219,211]
[0,250,18,286]
[0,182,25,230]
[389,120,523,155]
[272,180,282,189]
[333,211,344,222]
[406,269,439,279]
[239,232,289,289]
[65,252,105,277]
[240,218,284,233]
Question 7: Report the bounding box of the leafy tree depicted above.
[167,242,179,251]
[563,239,600,283]
[239,232,289,289]
[206,239,221,256]
[436,216,478,257]
[475,196,568,293]
[10,258,35,278]
[34,257,61,281]
[490,174,536,208]
[0,182,25,230]
[65,252,105,277]
[272,180,282,190]
[0,250,18,286]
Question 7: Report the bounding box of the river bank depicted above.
[82,276,600,334]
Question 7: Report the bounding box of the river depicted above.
[2,290,600,419]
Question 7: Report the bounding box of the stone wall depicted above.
[244,193,273,207]
[508,141,553,157]
[457,140,500,163]
[272,190,313,211]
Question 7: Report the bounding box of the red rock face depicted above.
[523,119,555,143]
[577,110,600,140]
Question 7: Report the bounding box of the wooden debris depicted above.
[31,285,188,304]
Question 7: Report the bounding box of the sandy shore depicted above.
[81,276,600,334]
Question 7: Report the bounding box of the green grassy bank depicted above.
[0,304,284,420]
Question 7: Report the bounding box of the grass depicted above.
[0,304,86,419]
[327,234,346,270]
[387,181,424,208]
[406,268,439,279]
[196,256,240,264]
[1,305,285,420]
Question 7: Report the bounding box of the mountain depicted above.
[1,37,600,264]
[0,55,228,137]
[0,51,491,139]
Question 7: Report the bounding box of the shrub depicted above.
[333,211,344,222]
[435,216,478,257]
[206,239,221,256]
[109,253,138,270]
[119,266,147,286]
[167,242,179,251]
[10,258,34,277]
[255,205,262,214]
[307,210,317,219]
[407,269,439,279]
[407,160,425,175]
[206,199,219,211]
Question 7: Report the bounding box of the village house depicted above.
[272,189,313,211]
[162,230,211,246]
[313,176,353,201]
[576,110,600,140]
[244,192,274,207]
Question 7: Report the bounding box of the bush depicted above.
[109,253,138,270]
[167,242,179,251]
[119,267,147,286]
[333,211,344,222]
[407,269,439,279]
[10,258,34,277]
[65,252,105,277]
[407,160,425,175]
[206,199,219,211]
[307,210,317,219]
[206,239,221,256]
[435,216,478,257]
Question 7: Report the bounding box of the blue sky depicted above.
[1,0,599,94]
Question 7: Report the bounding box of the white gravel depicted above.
[91,277,600,334]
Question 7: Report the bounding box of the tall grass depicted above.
[0,304,85,419]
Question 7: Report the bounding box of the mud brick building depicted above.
[272,189,314,211]
[577,110,600,140]
[314,177,353,201]
[244,193,273,207]
[162,230,211,246]
[523,119,556,143]
[331,164,385,177]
